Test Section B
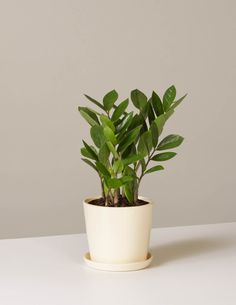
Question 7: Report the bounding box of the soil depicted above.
[89,196,149,207]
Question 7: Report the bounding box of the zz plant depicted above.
[79,87,187,207]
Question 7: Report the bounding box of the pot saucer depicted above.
[83,252,153,272]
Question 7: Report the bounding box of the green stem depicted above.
[138,149,156,183]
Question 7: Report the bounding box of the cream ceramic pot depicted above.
[83,196,152,264]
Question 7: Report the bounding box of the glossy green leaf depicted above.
[116,112,133,133]
[163,85,176,112]
[111,99,129,122]
[103,126,117,145]
[122,154,144,166]
[81,158,98,172]
[121,176,134,184]
[150,121,159,147]
[145,165,164,174]
[82,141,98,161]
[95,161,110,177]
[137,135,148,157]
[100,114,115,132]
[154,114,165,135]
[152,152,177,161]
[84,94,105,111]
[128,113,143,131]
[164,108,174,121]
[131,89,147,111]
[78,107,100,126]
[103,90,118,111]
[106,178,122,189]
[124,183,133,203]
[118,126,141,153]
[140,101,149,120]
[113,160,124,173]
[151,91,164,115]
[138,130,152,156]
[106,141,119,159]
[106,176,133,189]
[147,100,155,125]
[170,94,187,110]
[90,125,105,148]
[140,158,146,173]
[158,134,184,150]
[98,143,110,164]
[144,130,153,153]
[121,143,135,159]
[140,121,148,135]
[81,147,97,160]
[123,166,137,203]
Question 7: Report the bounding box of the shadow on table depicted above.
[150,237,230,268]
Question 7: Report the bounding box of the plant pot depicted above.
[83,196,153,271]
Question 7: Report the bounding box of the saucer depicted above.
[83,252,153,272]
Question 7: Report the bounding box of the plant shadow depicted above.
[150,237,231,268]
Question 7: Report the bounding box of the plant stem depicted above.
[100,177,105,199]
[138,149,156,183]
[114,188,120,206]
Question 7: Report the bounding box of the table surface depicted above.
[0,222,235,305]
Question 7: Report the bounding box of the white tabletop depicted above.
[0,222,235,305]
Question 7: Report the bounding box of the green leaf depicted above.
[103,90,118,111]
[123,166,137,203]
[78,107,100,126]
[131,89,147,111]
[151,91,164,115]
[81,158,98,172]
[122,154,144,166]
[128,113,143,131]
[82,141,98,161]
[98,143,110,164]
[121,143,135,159]
[137,135,148,157]
[106,178,123,189]
[147,100,155,125]
[164,108,174,121]
[145,165,164,174]
[124,183,133,203]
[100,114,115,132]
[81,147,98,160]
[111,99,129,122]
[103,126,117,145]
[106,141,119,159]
[118,126,141,153]
[138,130,153,156]
[116,112,133,133]
[106,176,133,189]
[113,160,124,173]
[121,176,134,184]
[140,101,149,120]
[84,94,105,111]
[152,152,177,161]
[95,161,111,177]
[163,85,176,112]
[154,114,165,136]
[145,130,153,153]
[140,158,146,173]
[158,134,184,150]
[124,165,137,178]
[150,121,159,147]
[90,125,105,148]
[170,94,187,110]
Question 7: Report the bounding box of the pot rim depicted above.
[83,195,153,209]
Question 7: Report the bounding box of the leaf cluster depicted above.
[79,86,187,206]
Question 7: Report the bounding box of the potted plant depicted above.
[79,86,186,271]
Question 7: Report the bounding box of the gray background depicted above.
[0,0,235,238]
